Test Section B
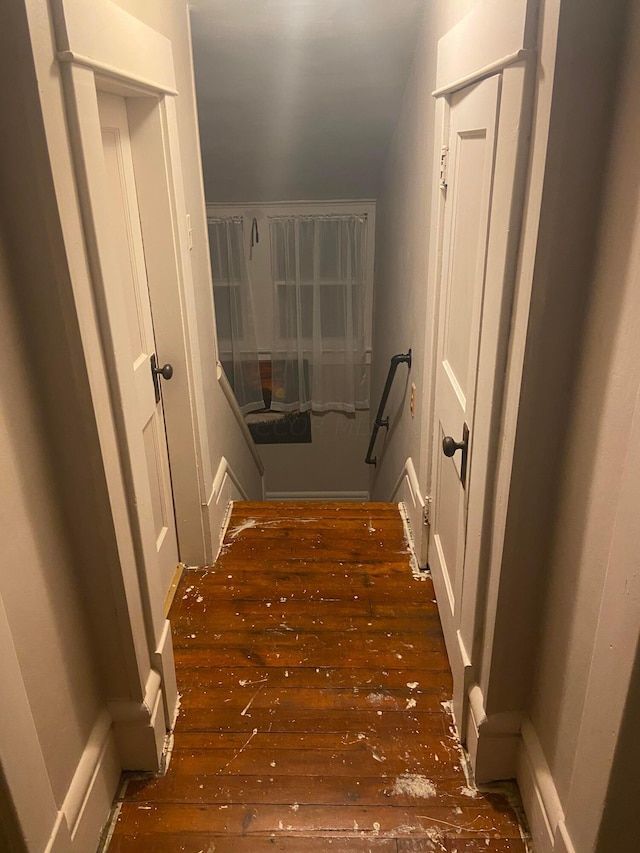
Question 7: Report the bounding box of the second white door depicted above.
[98,92,179,626]
[428,67,530,725]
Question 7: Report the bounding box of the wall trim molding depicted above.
[465,683,521,783]
[391,457,426,568]
[108,669,166,772]
[217,363,265,476]
[266,490,369,502]
[434,0,537,94]
[207,457,262,563]
[61,709,111,833]
[397,502,422,578]
[517,717,575,853]
[152,619,179,731]
[433,48,534,97]
[52,0,176,93]
[208,455,251,506]
[207,198,377,211]
[45,711,121,853]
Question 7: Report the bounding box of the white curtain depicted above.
[208,217,264,414]
[269,214,368,413]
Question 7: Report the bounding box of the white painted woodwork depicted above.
[429,75,500,719]
[434,0,537,93]
[50,0,199,772]
[53,0,224,568]
[98,91,179,616]
[53,0,177,94]
[390,457,426,567]
[424,0,536,743]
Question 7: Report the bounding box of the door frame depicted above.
[53,0,213,565]
[418,0,538,769]
[51,0,209,765]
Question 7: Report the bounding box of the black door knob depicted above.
[150,354,174,403]
[442,435,464,457]
[153,362,174,381]
[441,422,470,486]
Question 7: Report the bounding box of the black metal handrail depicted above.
[365,349,412,466]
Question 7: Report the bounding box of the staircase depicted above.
[106,501,528,851]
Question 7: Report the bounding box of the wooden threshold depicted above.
[164,562,185,618]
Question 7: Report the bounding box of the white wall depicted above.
[0,226,110,849]
[259,409,370,498]
[189,0,425,203]
[206,200,375,498]
[520,3,640,849]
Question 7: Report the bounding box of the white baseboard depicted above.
[207,456,257,562]
[45,710,121,853]
[108,668,166,772]
[518,717,574,853]
[466,683,520,782]
[391,457,427,567]
[152,618,178,730]
[397,501,423,578]
[266,490,369,501]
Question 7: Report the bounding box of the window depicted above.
[207,217,263,413]
[269,214,368,412]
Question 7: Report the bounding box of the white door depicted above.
[98,92,179,617]
[428,69,529,724]
[430,75,499,622]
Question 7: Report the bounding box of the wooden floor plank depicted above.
[108,836,398,852]
[107,501,528,851]
[124,773,495,807]
[114,801,523,837]
[178,685,451,714]
[172,728,451,750]
[174,707,457,736]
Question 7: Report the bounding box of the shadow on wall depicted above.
[259,409,372,497]
[596,637,640,850]
[369,366,412,483]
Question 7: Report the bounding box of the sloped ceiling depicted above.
[189,0,426,202]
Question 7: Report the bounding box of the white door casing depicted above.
[49,0,212,767]
[98,91,179,623]
[422,0,537,749]
[429,76,500,719]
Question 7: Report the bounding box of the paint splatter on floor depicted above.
[106,501,530,852]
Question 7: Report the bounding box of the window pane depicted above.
[320,284,346,338]
[213,285,232,339]
[301,285,313,338]
[299,220,314,281]
[319,220,340,281]
[272,225,290,281]
[214,285,243,339]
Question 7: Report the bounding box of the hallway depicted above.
[105,502,527,851]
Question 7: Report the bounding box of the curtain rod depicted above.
[268,213,368,222]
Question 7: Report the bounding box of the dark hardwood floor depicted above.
[106,501,529,852]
